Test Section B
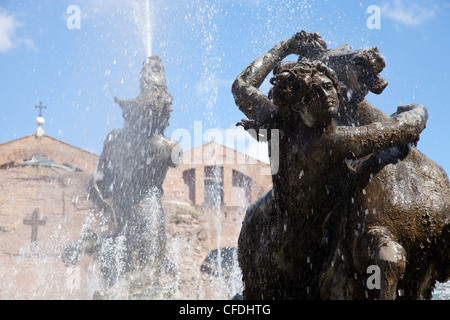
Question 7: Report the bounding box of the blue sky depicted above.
[0,0,449,174]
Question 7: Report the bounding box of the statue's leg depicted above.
[437,222,450,282]
[125,194,167,279]
[366,226,406,300]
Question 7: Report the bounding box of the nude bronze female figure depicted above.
[233,31,449,299]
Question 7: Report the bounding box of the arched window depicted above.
[183,169,195,204]
[204,166,223,206]
[232,170,252,207]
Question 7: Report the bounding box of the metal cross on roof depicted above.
[35,101,47,117]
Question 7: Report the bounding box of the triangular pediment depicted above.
[0,135,99,174]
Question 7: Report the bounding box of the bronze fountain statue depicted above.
[233,31,449,300]
[62,56,182,299]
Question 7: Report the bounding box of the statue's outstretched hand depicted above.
[236,119,256,131]
[392,104,428,125]
[287,31,327,57]
[391,104,428,145]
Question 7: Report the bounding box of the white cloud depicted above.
[0,9,15,52]
[0,8,36,53]
[382,0,439,27]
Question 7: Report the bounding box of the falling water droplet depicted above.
[299,170,304,179]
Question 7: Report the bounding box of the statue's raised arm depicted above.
[232,31,327,124]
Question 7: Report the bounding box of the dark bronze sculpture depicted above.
[233,31,450,300]
[62,56,181,299]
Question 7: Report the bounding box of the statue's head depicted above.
[116,56,174,136]
[139,56,169,91]
[269,60,341,128]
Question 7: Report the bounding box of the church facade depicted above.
[0,131,272,299]
[0,134,104,299]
